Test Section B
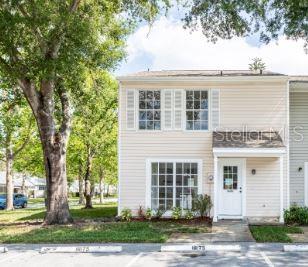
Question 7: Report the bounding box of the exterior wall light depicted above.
[298,167,303,172]
[252,169,256,175]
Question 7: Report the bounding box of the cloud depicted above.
[119,17,308,75]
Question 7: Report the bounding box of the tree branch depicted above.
[13,118,34,158]
[58,86,72,143]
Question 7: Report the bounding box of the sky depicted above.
[116,13,308,76]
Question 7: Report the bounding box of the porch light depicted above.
[298,167,303,172]
[251,169,256,175]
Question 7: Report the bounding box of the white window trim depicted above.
[145,158,203,211]
[183,89,211,133]
[136,89,163,132]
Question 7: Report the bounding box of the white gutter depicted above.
[117,76,288,83]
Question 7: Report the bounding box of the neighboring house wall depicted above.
[119,78,288,216]
[289,86,308,206]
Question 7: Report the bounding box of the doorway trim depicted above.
[217,158,246,220]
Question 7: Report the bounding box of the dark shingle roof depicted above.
[121,70,284,78]
[213,131,285,149]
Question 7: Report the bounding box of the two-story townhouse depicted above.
[117,70,307,223]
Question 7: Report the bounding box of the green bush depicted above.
[155,208,165,219]
[185,209,194,220]
[284,206,308,225]
[121,208,132,221]
[172,207,182,220]
[145,208,152,220]
[193,194,213,217]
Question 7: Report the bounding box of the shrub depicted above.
[121,208,132,221]
[193,194,213,217]
[155,208,165,219]
[137,205,145,219]
[284,206,308,225]
[185,209,194,220]
[172,207,182,220]
[145,208,152,220]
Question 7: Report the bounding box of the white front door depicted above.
[218,159,243,217]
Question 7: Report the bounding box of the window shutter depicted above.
[163,90,173,130]
[211,89,220,130]
[174,90,183,130]
[126,89,136,130]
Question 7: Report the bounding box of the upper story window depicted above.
[139,90,161,130]
[186,90,208,130]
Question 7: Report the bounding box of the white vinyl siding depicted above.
[289,91,308,206]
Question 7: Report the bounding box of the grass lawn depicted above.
[250,225,303,243]
[0,204,210,243]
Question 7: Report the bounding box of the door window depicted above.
[223,166,238,190]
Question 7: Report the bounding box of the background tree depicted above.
[0,86,34,210]
[68,70,118,209]
[0,1,170,224]
[249,58,266,72]
[184,1,308,47]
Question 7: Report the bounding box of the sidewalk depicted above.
[167,220,255,243]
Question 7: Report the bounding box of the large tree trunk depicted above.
[99,167,104,204]
[84,148,93,209]
[78,164,84,204]
[5,146,14,211]
[19,79,73,224]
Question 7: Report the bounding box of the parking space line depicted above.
[125,252,144,267]
[260,251,274,267]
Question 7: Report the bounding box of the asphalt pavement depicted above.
[0,243,307,267]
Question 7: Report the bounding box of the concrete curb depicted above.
[283,245,308,252]
[0,247,8,253]
[161,244,241,252]
[40,246,122,254]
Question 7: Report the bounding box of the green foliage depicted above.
[249,58,266,72]
[145,208,152,220]
[184,1,308,47]
[121,208,132,222]
[193,194,213,217]
[284,206,308,225]
[250,225,303,243]
[155,208,165,219]
[172,207,182,220]
[185,210,194,220]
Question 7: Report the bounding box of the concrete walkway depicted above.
[167,220,255,243]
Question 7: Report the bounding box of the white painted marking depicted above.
[125,252,144,267]
[284,245,308,252]
[260,251,274,267]
[40,246,122,253]
[0,247,8,253]
[161,244,241,252]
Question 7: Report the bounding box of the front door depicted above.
[218,159,243,217]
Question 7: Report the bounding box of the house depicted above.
[0,171,46,198]
[117,70,308,223]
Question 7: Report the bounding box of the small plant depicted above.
[155,208,165,219]
[185,209,194,220]
[137,205,145,219]
[121,208,132,221]
[172,207,182,220]
[193,194,213,217]
[284,205,308,225]
[145,208,152,220]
